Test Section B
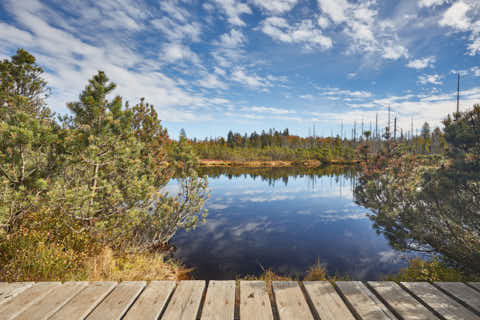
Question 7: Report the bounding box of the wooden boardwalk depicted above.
[0,281,479,319]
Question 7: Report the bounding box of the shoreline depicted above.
[199,159,360,167]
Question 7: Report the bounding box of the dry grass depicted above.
[86,247,193,281]
[199,159,359,167]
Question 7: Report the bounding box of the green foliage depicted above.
[355,105,480,277]
[384,258,477,282]
[0,49,50,119]
[192,134,356,163]
[0,50,208,281]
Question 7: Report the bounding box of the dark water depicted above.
[169,166,410,280]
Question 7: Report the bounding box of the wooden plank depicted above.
[303,281,355,320]
[335,281,397,320]
[401,282,478,320]
[123,281,175,320]
[434,282,480,313]
[469,283,480,292]
[272,281,313,320]
[0,282,60,320]
[240,281,273,320]
[13,281,88,320]
[368,281,437,320]
[0,283,34,306]
[86,281,146,320]
[201,281,236,320]
[161,280,205,320]
[49,282,117,320]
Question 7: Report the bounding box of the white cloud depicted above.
[317,0,349,24]
[382,44,409,60]
[436,1,480,55]
[439,1,471,31]
[231,68,267,88]
[197,73,228,89]
[300,94,314,100]
[261,17,332,50]
[248,106,295,114]
[317,15,330,29]
[318,87,372,99]
[318,0,387,58]
[406,56,436,69]
[0,0,230,122]
[471,66,480,76]
[160,0,190,23]
[218,29,246,48]
[450,68,469,76]
[151,17,201,42]
[419,0,449,8]
[162,43,200,64]
[418,74,443,85]
[250,0,298,14]
[213,0,252,26]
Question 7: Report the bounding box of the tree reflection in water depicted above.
[354,105,480,276]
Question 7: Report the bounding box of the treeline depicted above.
[0,49,207,281]
[189,129,357,162]
[187,121,446,163]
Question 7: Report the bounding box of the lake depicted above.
[169,166,411,280]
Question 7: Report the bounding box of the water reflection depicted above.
[354,162,480,275]
[171,166,409,280]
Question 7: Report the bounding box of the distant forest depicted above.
[184,121,446,163]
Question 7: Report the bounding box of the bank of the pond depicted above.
[199,159,361,167]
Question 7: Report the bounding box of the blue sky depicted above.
[1,0,480,138]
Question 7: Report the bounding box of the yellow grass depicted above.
[199,159,359,167]
[86,247,193,281]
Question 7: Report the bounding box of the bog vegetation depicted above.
[187,115,445,163]
[1,49,479,281]
[0,49,208,281]
[354,104,480,279]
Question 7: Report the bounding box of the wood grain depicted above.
[13,281,88,320]
[86,281,146,320]
[303,281,355,320]
[123,281,176,320]
[161,280,206,320]
[335,281,397,319]
[49,282,117,320]
[0,282,60,320]
[272,281,313,320]
[368,281,437,320]
[239,281,274,320]
[201,281,236,320]
[402,282,478,320]
[434,282,480,314]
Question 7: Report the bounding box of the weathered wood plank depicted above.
[303,281,355,320]
[335,281,397,320]
[239,281,274,320]
[272,281,313,320]
[469,283,480,292]
[434,282,480,313]
[0,283,34,306]
[0,282,60,320]
[402,282,478,320]
[123,281,175,320]
[201,281,236,320]
[13,281,88,320]
[49,282,117,320]
[368,281,437,320]
[161,280,205,320]
[86,281,146,320]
